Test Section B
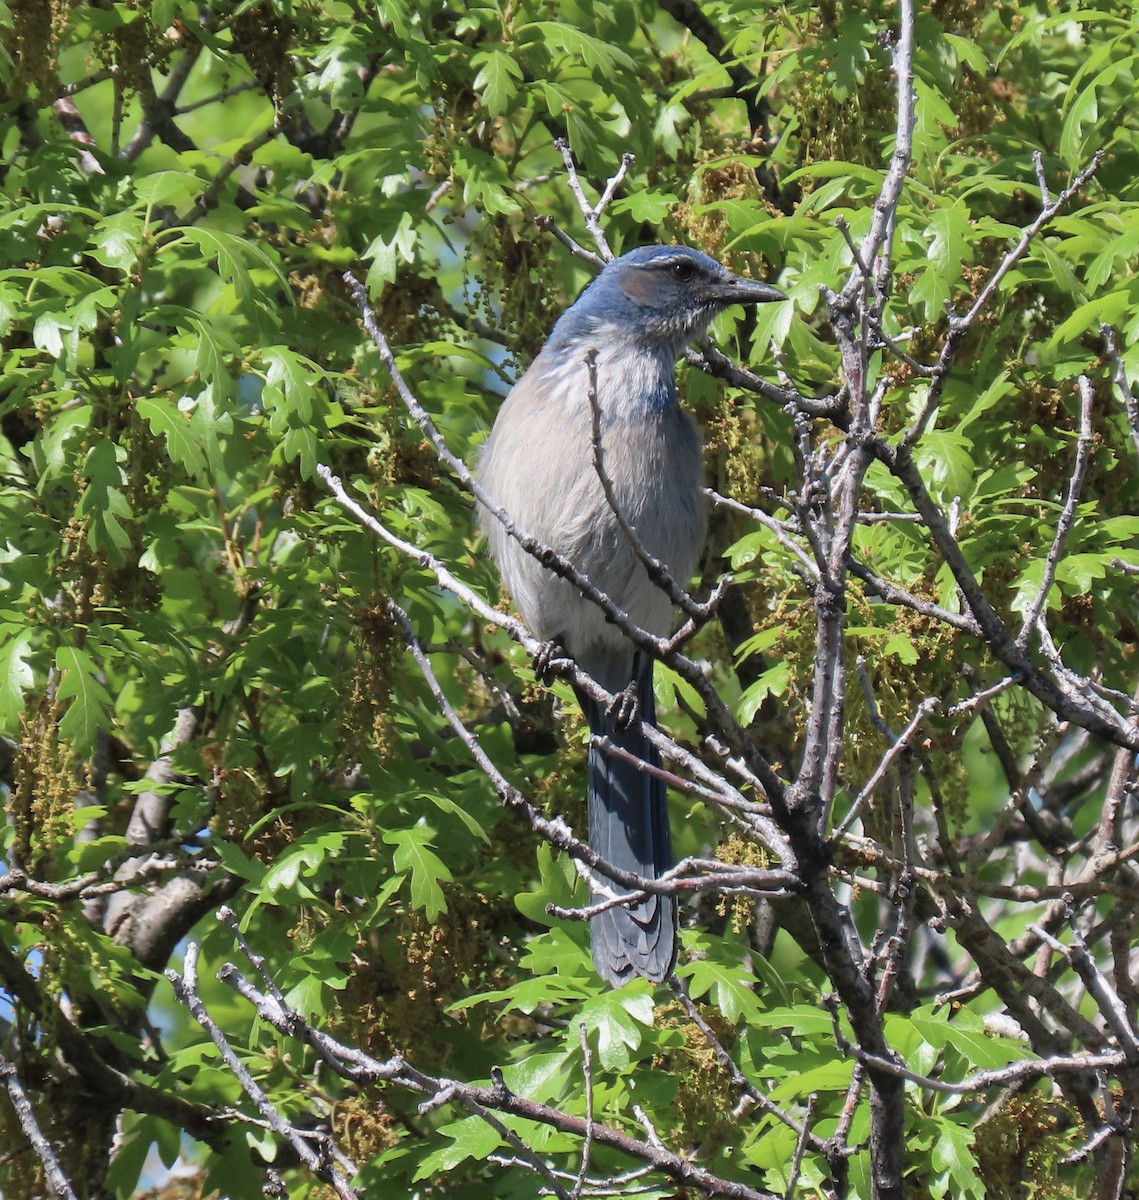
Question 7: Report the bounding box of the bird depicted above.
[477,244,785,986]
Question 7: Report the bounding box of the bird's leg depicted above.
[532,638,575,683]
[606,678,640,732]
[607,649,654,730]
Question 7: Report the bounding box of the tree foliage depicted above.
[1,1,1138,1198]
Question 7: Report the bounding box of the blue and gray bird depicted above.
[478,245,784,985]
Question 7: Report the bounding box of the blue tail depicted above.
[579,656,676,985]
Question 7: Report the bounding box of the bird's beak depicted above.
[709,274,786,305]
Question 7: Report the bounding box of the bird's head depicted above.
[548,244,786,360]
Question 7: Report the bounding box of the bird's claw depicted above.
[606,681,640,731]
[533,639,574,684]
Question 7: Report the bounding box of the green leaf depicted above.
[1085,221,1139,290]
[521,20,635,72]
[104,1115,158,1197]
[679,949,763,1024]
[1100,515,1139,542]
[188,382,233,470]
[262,346,320,426]
[918,201,972,312]
[737,661,791,726]
[149,0,179,33]
[514,843,580,928]
[500,1051,571,1102]
[915,430,976,501]
[283,975,327,1020]
[517,927,593,982]
[88,211,145,271]
[0,281,20,335]
[1055,552,1111,592]
[828,12,873,98]
[876,630,920,664]
[413,1115,501,1180]
[610,190,679,224]
[472,48,523,117]
[1060,79,1099,165]
[1052,289,1130,347]
[420,790,489,843]
[78,437,133,561]
[943,32,990,75]
[281,424,320,480]
[363,211,417,290]
[133,170,208,209]
[136,397,208,477]
[384,826,453,921]
[959,371,1014,431]
[168,227,287,300]
[315,31,371,111]
[257,346,329,479]
[262,831,346,897]
[189,320,240,402]
[55,645,113,751]
[768,1057,854,1100]
[893,1006,1033,1071]
[452,144,519,217]
[0,625,34,726]
[930,1116,984,1200]
[748,1005,836,1037]
[212,839,265,885]
[453,960,589,1015]
[32,310,78,366]
[578,986,654,1070]
[374,0,412,38]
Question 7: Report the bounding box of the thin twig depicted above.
[1102,324,1139,466]
[900,152,1103,448]
[552,138,631,260]
[834,696,939,842]
[534,214,606,267]
[874,438,1139,751]
[585,348,720,625]
[573,1024,595,1200]
[168,944,360,1199]
[1016,376,1095,650]
[183,122,279,221]
[1031,910,1139,1064]
[705,488,819,578]
[0,1055,79,1200]
[852,1045,1123,1095]
[784,1094,819,1200]
[669,976,825,1149]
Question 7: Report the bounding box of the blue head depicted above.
[545,245,785,361]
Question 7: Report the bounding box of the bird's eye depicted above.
[670,261,696,282]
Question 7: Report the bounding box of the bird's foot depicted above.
[532,639,574,684]
[606,680,640,731]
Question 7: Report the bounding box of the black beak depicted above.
[709,273,787,305]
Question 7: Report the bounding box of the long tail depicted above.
[578,655,676,986]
